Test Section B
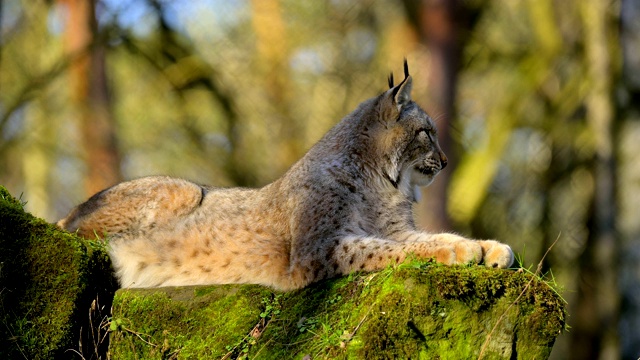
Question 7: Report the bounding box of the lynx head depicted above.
[365,61,447,193]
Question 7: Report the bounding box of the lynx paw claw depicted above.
[479,241,514,268]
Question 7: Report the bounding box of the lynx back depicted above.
[58,61,514,291]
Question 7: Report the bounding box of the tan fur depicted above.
[58,65,514,291]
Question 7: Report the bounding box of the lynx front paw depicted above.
[428,234,483,266]
[477,240,514,268]
[451,240,483,265]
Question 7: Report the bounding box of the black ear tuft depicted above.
[386,60,413,109]
[403,58,409,79]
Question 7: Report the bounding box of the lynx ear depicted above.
[389,59,413,109]
[380,61,413,122]
[392,76,412,107]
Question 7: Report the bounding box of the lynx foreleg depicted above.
[389,231,514,268]
[331,235,483,275]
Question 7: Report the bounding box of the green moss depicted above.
[110,285,274,358]
[0,186,118,359]
[110,263,566,359]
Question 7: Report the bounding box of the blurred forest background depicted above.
[1,0,639,359]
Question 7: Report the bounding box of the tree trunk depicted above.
[62,0,121,196]
[250,0,302,177]
[618,0,640,357]
[569,1,620,359]
[405,0,469,231]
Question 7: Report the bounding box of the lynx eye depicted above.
[415,129,434,142]
[427,132,435,142]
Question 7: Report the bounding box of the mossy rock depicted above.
[110,262,566,359]
[0,184,566,359]
[0,186,118,359]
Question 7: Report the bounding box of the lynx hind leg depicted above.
[477,240,515,268]
[57,176,205,239]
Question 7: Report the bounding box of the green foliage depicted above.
[0,1,413,220]
[0,186,118,359]
[260,293,282,319]
[452,0,602,273]
[514,250,567,306]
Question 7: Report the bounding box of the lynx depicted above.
[58,62,514,291]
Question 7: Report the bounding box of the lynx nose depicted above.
[439,152,448,169]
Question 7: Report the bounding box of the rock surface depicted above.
[0,186,118,359]
[0,186,566,359]
[111,262,566,359]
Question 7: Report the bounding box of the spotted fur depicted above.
[58,63,514,291]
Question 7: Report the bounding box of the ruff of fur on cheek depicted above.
[359,147,402,191]
[350,153,389,191]
[398,167,417,198]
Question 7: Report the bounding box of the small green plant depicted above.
[224,336,254,359]
[222,293,282,359]
[327,294,342,305]
[300,314,352,357]
[109,318,125,332]
[397,254,433,271]
[260,293,282,319]
[513,248,566,305]
[296,316,319,333]
[16,193,27,207]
